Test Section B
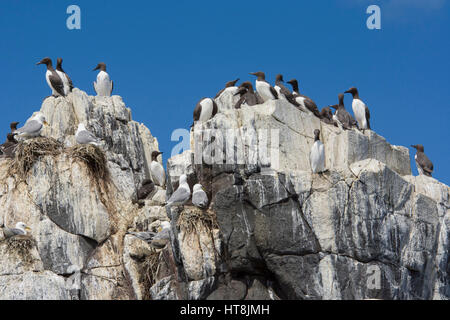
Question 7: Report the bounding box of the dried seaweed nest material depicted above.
[142,249,161,297]
[6,235,36,264]
[8,137,63,180]
[177,207,219,234]
[66,144,110,182]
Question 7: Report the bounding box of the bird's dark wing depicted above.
[235,96,245,109]
[212,100,218,117]
[269,86,279,99]
[49,73,66,96]
[193,102,202,121]
[303,98,321,117]
[67,74,74,91]
[418,153,434,176]
[365,105,371,129]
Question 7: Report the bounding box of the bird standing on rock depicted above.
[215,79,240,99]
[274,74,305,111]
[150,151,166,187]
[93,62,113,97]
[250,71,278,102]
[56,58,74,95]
[193,98,218,124]
[344,87,371,132]
[36,57,66,97]
[286,79,320,117]
[310,129,326,174]
[166,174,191,208]
[234,82,261,108]
[411,145,434,177]
[330,93,357,130]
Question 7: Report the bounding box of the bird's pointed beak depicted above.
[25,227,32,232]
[344,90,350,94]
[93,65,100,71]
[157,227,162,232]
[43,121,49,126]
[249,72,256,76]
[36,61,43,65]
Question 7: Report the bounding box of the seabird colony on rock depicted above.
[1,58,172,249]
[190,71,436,178]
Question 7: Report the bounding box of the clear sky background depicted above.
[0,0,449,184]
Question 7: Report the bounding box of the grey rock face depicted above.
[0,89,164,300]
[154,90,448,300]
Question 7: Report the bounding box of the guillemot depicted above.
[214,78,240,99]
[249,71,278,102]
[310,129,325,174]
[93,62,113,97]
[329,93,357,130]
[286,79,320,117]
[234,82,261,108]
[274,74,305,111]
[411,145,434,177]
[344,87,371,132]
[56,58,74,95]
[193,98,218,124]
[150,151,166,187]
[36,57,65,97]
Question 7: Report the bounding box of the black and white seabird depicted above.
[93,62,113,97]
[274,74,305,111]
[214,78,240,99]
[193,98,218,124]
[319,107,337,126]
[192,184,209,209]
[411,145,434,177]
[56,58,74,95]
[286,79,320,117]
[150,151,166,187]
[329,94,357,130]
[249,72,278,102]
[310,129,326,174]
[344,87,371,132]
[0,133,18,159]
[1,222,31,239]
[234,82,261,108]
[36,57,65,97]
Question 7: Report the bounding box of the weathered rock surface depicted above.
[0,88,447,300]
[0,89,166,300]
[154,91,448,300]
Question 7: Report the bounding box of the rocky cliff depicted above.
[0,89,448,300]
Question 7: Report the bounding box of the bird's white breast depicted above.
[95,71,112,96]
[310,141,325,173]
[255,80,274,102]
[199,99,214,122]
[352,99,367,129]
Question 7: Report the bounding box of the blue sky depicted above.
[0,1,449,184]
